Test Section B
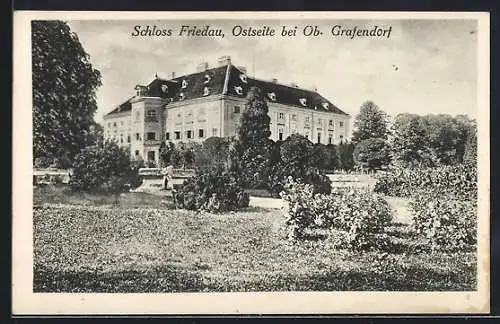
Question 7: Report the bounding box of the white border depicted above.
[12,11,490,315]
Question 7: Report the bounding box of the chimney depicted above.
[311,84,317,92]
[237,66,247,74]
[196,62,209,72]
[290,82,298,88]
[217,55,231,67]
[170,71,176,79]
[271,78,278,83]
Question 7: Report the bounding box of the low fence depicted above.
[33,169,71,185]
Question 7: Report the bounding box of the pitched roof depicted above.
[104,96,133,116]
[105,63,348,117]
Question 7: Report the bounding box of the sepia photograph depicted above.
[13,11,490,314]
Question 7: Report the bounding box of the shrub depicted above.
[69,141,141,197]
[280,177,393,250]
[268,163,331,197]
[374,164,477,200]
[408,191,477,251]
[174,168,249,213]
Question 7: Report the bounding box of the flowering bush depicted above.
[280,177,393,250]
[408,192,477,251]
[374,164,477,200]
[174,168,249,213]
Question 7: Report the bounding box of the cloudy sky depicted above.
[66,19,478,123]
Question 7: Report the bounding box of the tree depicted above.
[391,113,434,167]
[32,21,102,166]
[69,141,141,204]
[353,138,391,171]
[351,101,389,143]
[337,141,355,171]
[238,87,274,188]
[238,86,271,149]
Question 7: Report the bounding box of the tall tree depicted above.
[32,20,102,166]
[351,101,389,143]
[238,86,271,149]
[353,138,391,171]
[463,122,477,165]
[337,141,355,171]
[238,86,273,188]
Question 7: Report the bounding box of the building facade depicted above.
[103,56,351,166]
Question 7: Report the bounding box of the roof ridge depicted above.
[222,62,232,95]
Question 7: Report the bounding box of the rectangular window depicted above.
[340,135,344,140]
[317,118,322,125]
[292,114,297,121]
[186,130,192,139]
[146,109,157,122]
[120,134,124,143]
[317,133,321,144]
[212,128,218,136]
[329,120,333,127]
[339,121,344,127]
[165,132,170,140]
[146,132,156,140]
[278,112,284,119]
[147,151,155,162]
[113,122,117,127]
[279,130,284,141]
[136,133,140,140]
[135,150,140,156]
[174,131,181,140]
[127,135,131,143]
[328,134,333,144]
[233,106,240,113]
[305,117,310,124]
[199,129,204,138]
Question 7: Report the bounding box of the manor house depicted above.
[103,56,350,166]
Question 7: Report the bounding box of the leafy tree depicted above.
[268,134,331,196]
[422,114,471,165]
[69,141,141,204]
[310,143,338,171]
[32,20,102,166]
[391,113,434,167]
[353,138,391,171]
[337,141,355,171]
[351,101,389,143]
[159,141,176,167]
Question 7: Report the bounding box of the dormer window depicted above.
[203,86,210,96]
[234,86,243,95]
[204,74,211,84]
[182,79,188,89]
[322,102,329,110]
[267,92,276,101]
[161,84,168,94]
[179,93,185,101]
[239,74,248,83]
[299,98,307,106]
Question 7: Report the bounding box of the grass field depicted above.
[33,186,476,292]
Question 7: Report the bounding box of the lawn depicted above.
[33,187,476,292]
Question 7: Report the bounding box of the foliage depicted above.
[337,141,355,171]
[32,20,102,167]
[174,167,249,213]
[391,113,434,168]
[353,138,391,171]
[373,164,477,201]
[351,101,389,143]
[267,134,331,196]
[391,113,475,167]
[408,192,477,251]
[238,86,272,150]
[280,178,393,251]
[69,141,141,197]
[463,123,477,166]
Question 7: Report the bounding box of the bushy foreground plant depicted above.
[69,142,141,198]
[408,191,477,252]
[374,164,477,200]
[280,177,393,250]
[174,167,249,213]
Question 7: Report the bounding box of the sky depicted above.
[66,19,478,124]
